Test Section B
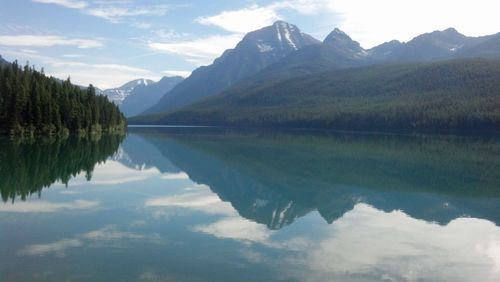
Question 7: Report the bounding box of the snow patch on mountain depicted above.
[101,78,154,105]
[257,43,274,52]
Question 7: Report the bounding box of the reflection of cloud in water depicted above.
[53,161,190,187]
[145,185,235,216]
[194,217,271,242]
[18,225,163,257]
[18,239,83,257]
[0,200,98,213]
[70,161,161,185]
[301,204,500,281]
[160,172,189,180]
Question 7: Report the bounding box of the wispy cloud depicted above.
[18,225,162,257]
[195,4,281,34]
[0,35,103,48]
[32,0,169,23]
[149,34,242,66]
[0,200,98,213]
[86,5,169,23]
[194,0,331,34]
[1,49,159,88]
[32,0,88,9]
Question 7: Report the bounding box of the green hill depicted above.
[131,59,500,131]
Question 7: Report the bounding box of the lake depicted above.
[1,127,500,282]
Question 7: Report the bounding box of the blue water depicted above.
[1,128,499,281]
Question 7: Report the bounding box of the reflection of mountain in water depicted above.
[116,133,179,174]
[124,128,500,228]
[0,135,124,202]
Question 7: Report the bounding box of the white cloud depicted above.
[63,160,162,185]
[149,34,242,66]
[0,200,98,213]
[33,0,169,23]
[195,5,281,34]
[20,48,39,54]
[0,35,103,48]
[32,0,88,9]
[329,0,500,48]
[194,1,331,34]
[162,70,192,78]
[1,49,161,89]
[194,0,500,49]
[62,53,84,58]
[86,5,168,23]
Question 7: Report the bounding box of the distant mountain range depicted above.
[131,21,500,130]
[99,77,184,117]
[100,79,154,105]
[119,76,183,117]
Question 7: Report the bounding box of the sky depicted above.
[0,0,499,89]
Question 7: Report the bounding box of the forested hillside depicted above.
[0,61,126,136]
[131,59,500,131]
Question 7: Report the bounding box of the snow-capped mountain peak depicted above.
[101,78,154,105]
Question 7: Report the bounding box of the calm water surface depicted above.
[1,128,500,282]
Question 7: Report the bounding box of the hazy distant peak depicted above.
[323,28,365,55]
[324,28,356,44]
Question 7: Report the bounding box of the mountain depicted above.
[458,33,500,59]
[236,27,371,85]
[0,55,8,66]
[101,78,154,105]
[130,59,500,131]
[370,28,495,62]
[120,76,183,117]
[142,21,319,115]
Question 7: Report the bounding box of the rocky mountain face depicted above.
[101,79,154,105]
[143,21,319,115]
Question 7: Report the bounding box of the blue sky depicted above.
[1,0,499,89]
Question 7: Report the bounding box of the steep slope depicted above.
[0,55,8,66]
[458,33,500,58]
[131,59,500,131]
[143,21,319,115]
[102,78,154,105]
[238,28,371,84]
[120,76,183,117]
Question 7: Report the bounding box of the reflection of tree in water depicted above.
[0,135,125,202]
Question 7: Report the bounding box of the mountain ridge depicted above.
[142,21,319,115]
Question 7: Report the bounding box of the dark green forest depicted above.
[132,59,500,131]
[0,134,124,202]
[0,61,126,136]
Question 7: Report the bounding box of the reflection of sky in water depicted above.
[1,133,500,282]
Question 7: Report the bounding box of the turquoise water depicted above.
[1,128,500,281]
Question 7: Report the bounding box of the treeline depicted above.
[0,134,124,202]
[132,59,500,132]
[0,61,126,136]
